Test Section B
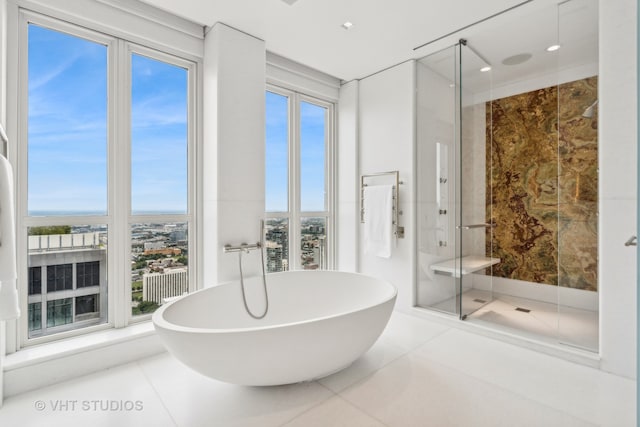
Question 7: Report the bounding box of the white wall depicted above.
[337,80,359,272]
[0,0,6,145]
[357,61,416,312]
[0,0,6,407]
[599,0,637,379]
[202,23,266,290]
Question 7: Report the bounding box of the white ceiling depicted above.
[138,0,549,82]
[419,0,598,95]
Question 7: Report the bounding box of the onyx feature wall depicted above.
[486,76,598,292]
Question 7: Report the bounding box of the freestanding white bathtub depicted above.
[152,270,397,386]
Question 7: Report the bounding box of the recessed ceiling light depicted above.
[546,44,561,52]
[480,66,492,72]
[342,21,354,30]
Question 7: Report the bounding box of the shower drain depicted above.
[515,307,531,313]
[473,299,487,304]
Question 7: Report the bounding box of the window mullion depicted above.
[326,104,336,270]
[290,93,301,270]
[111,39,131,328]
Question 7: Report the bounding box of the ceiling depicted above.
[418,0,598,95]
[137,0,557,82]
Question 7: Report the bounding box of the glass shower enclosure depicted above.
[415,0,599,352]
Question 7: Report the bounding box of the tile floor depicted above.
[468,291,599,351]
[0,311,634,427]
[429,288,599,351]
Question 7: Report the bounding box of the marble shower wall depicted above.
[486,76,598,291]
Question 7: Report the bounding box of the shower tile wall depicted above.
[486,76,598,291]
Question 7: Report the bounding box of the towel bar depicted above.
[360,171,404,239]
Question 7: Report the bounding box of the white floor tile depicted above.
[138,353,333,427]
[339,353,597,427]
[0,311,632,427]
[318,336,406,393]
[282,395,386,427]
[413,328,635,427]
[0,363,176,427]
[379,311,450,352]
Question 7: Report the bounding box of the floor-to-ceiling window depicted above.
[265,87,334,271]
[21,12,196,342]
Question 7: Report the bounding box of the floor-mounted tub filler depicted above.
[152,270,397,386]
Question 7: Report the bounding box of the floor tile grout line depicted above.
[334,393,392,427]
[136,359,181,427]
[406,351,602,426]
[314,324,456,397]
[275,381,338,427]
[384,315,455,350]
[321,339,422,395]
[276,386,392,427]
[333,354,415,426]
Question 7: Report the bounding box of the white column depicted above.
[337,80,359,272]
[0,0,7,407]
[202,24,266,285]
[599,0,637,379]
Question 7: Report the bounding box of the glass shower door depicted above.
[458,42,496,319]
[416,41,496,319]
[415,44,462,316]
[556,0,599,352]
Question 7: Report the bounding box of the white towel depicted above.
[363,184,393,258]
[0,154,20,320]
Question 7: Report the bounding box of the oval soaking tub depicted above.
[152,270,397,386]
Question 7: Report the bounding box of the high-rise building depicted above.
[27,232,107,337]
[142,268,189,305]
[265,220,289,271]
[265,241,283,273]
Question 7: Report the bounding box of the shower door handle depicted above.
[456,223,497,230]
[624,235,637,246]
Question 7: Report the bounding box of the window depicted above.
[28,267,41,295]
[77,261,100,288]
[46,264,73,292]
[28,303,41,332]
[76,295,99,316]
[20,14,195,343]
[129,52,190,317]
[27,225,107,338]
[46,298,73,328]
[265,88,334,271]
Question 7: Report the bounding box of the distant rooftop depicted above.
[29,233,103,252]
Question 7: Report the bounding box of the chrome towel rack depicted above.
[360,170,404,238]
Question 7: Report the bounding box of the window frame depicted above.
[265,84,336,271]
[16,10,198,346]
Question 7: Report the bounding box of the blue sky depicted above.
[28,24,108,214]
[265,92,326,213]
[29,24,325,216]
[28,24,187,215]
